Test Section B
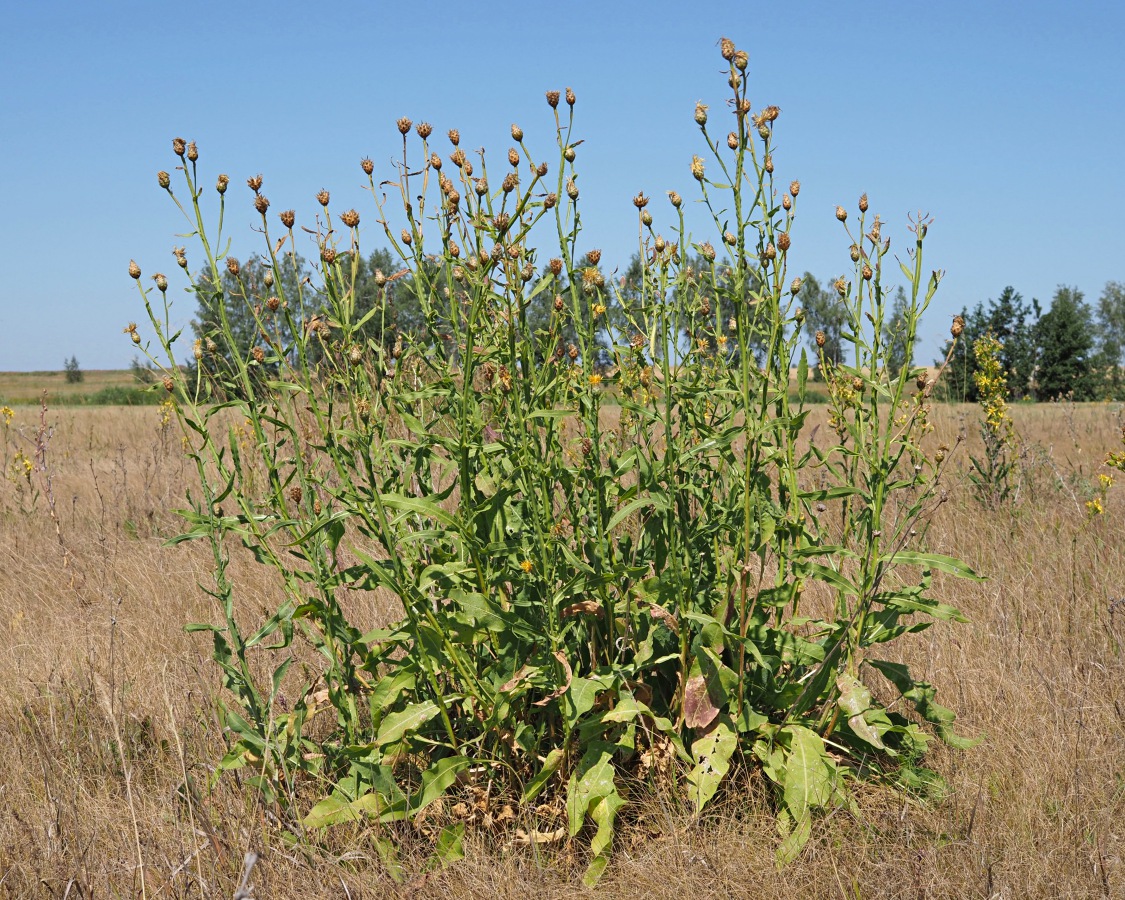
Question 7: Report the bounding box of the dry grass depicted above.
[0,370,138,405]
[1,401,1123,898]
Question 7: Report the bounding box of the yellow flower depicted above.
[1086,497,1104,516]
[1,406,13,425]
[588,374,602,387]
[1099,472,1114,490]
[592,303,607,317]
[519,559,534,574]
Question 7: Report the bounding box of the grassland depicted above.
[1,400,1123,898]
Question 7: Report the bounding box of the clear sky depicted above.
[2,0,1123,371]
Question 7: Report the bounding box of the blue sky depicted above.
[2,0,1123,371]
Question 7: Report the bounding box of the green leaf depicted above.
[687,715,737,812]
[522,747,565,803]
[566,741,617,838]
[883,550,983,581]
[375,700,440,746]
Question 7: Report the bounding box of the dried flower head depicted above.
[340,209,360,228]
[859,193,869,213]
[288,485,302,504]
[764,155,774,174]
[226,257,240,277]
[691,155,705,181]
[361,157,374,175]
[157,170,170,189]
[348,344,363,366]
[254,194,270,214]
[565,86,575,106]
[400,229,412,246]
[791,277,803,295]
[153,272,168,292]
[475,176,488,196]
[549,258,564,277]
[129,259,141,280]
[429,152,442,170]
[172,137,186,157]
[511,123,523,142]
[568,343,579,360]
[317,189,330,207]
[778,232,791,252]
[507,147,520,167]
[566,179,579,201]
[251,346,265,364]
[586,249,602,266]
[544,192,557,209]
[193,339,203,360]
[951,315,965,338]
[216,174,230,194]
[280,209,296,229]
[633,191,649,209]
[862,264,873,281]
[833,276,848,296]
[724,231,737,246]
[321,247,337,265]
[720,37,735,61]
[554,294,565,311]
[374,270,387,288]
[835,205,848,222]
[415,121,432,139]
[447,128,460,146]
[163,376,175,393]
[247,174,263,192]
[668,190,682,208]
[789,179,800,197]
[172,247,188,268]
[733,49,748,71]
[762,243,777,261]
[694,102,709,126]
[816,330,827,348]
[186,141,198,162]
[850,244,861,263]
[502,172,518,194]
[654,234,666,252]
[699,241,716,262]
[546,90,560,108]
[266,295,280,312]
[397,117,412,135]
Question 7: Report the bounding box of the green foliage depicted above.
[1035,286,1097,400]
[799,273,847,379]
[64,355,83,384]
[136,41,977,878]
[882,286,912,378]
[967,334,1017,508]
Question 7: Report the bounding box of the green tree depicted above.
[64,355,83,384]
[1096,281,1125,398]
[881,286,912,378]
[1034,285,1097,400]
[935,302,984,402]
[799,273,846,379]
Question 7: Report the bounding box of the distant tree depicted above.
[64,355,83,384]
[983,286,1039,399]
[881,286,912,378]
[935,302,984,402]
[1034,286,1097,400]
[130,356,158,385]
[799,273,847,379]
[1096,281,1125,398]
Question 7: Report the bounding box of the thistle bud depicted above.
[317,189,330,207]
[416,121,432,139]
[193,339,203,360]
[216,174,230,194]
[401,229,412,246]
[397,117,412,135]
[568,343,579,360]
[511,123,523,142]
[452,265,465,281]
[764,155,774,174]
[654,235,666,252]
[791,277,803,295]
[254,194,270,214]
[951,315,965,338]
[157,170,170,189]
[251,346,265,364]
[247,174,263,193]
[699,241,716,262]
[163,376,175,393]
[795,307,805,324]
[642,210,652,226]
[835,206,848,222]
[633,191,649,208]
[668,190,682,208]
[129,260,141,279]
[186,141,198,162]
[132,331,142,344]
[566,179,579,201]
[862,264,873,281]
[522,262,535,282]
[429,152,442,170]
[339,209,359,228]
[546,90,560,108]
[833,276,847,297]
[508,147,520,167]
[153,273,168,292]
[762,243,776,261]
[549,258,563,276]
[850,244,861,263]
[448,128,460,146]
[778,232,791,252]
[724,231,737,246]
[565,86,575,106]
[172,137,186,157]
[544,192,557,209]
[757,124,770,140]
[448,239,460,258]
[782,195,792,210]
[816,330,827,348]
[280,209,296,229]
[374,270,387,288]
[502,172,518,194]
[226,257,240,277]
[266,295,280,311]
[727,132,738,150]
[361,157,374,175]
[733,49,748,71]
[691,155,705,181]
[564,145,576,163]
[263,270,274,288]
[859,193,869,213]
[789,180,800,197]
[720,37,735,61]
[348,345,363,366]
[694,102,708,126]
[536,161,548,178]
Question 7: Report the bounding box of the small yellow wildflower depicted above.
[592,303,607,317]
[1086,497,1104,516]
[1099,473,1114,490]
[519,559,533,574]
[1,406,13,425]
[588,374,602,387]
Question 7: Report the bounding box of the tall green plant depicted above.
[133,40,978,880]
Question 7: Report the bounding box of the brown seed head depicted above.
[226,257,240,277]
[522,262,535,282]
[447,128,460,146]
[916,372,929,390]
[397,117,412,135]
[216,174,229,194]
[448,239,460,257]
[546,90,560,108]
[361,157,374,175]
[544,192,557,209]
[416,121,432,139]
[782,194,792,211]
[163,376,175,393]
[254,194,270,214]
[833,276,847,296]
[172,137,186,157]
[564,145,576,163]
[374,270,387,287]
[724,231,737,246]
[549,258,563,276]
[720,37,735,61]
[778,232,791,252]
[129,259,141,279]
[736,98,752,117]
[566,179,579,200]
[694,102,708,126]
[762,243,777,261]
[280,209,296,229]
[586,249,602,266]
[263,270,274,288]
[565,86,575,106]
[568,343,579,360]
[791,277,803,295]
[348,344,363,366]
[859,193,869,213]
[340,209,360,228]
[699,241,716,262]
[172,246,187,268]
[668,190,682,208]
[430,152,442,170]
[835,205,848,222]
[502,172,518,194]
[536,161,548,177]
[400,229,412,246]
[727,131,738,150]
[951,315,965,338]
[850,244,861,263]
[691,155,705,181]
[322,247,338,265]
[511,123,523,142]
[193,339,203,360]
[554,294,565,312]
[862,264,873,281]
[186,141,198,162]
[157,170,170,189]
[508,147,520,167]
[247,174,263,193]
[816,330,827,348]
[789,179,800,197]
[251,346,265,364]
[266,295,280,311]
[654,235,666,252]
[450,148,466,168]
[852,376,865,393]
[764,155,774,174]
[633,191,649,209]
[317,189,330,207]
[475,177,488,196]
[288,485,302,504]
[733,49,748,71]
[153,273,168,292]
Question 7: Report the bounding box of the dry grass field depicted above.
[1,400,1123,898]
[0,370,142,406]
